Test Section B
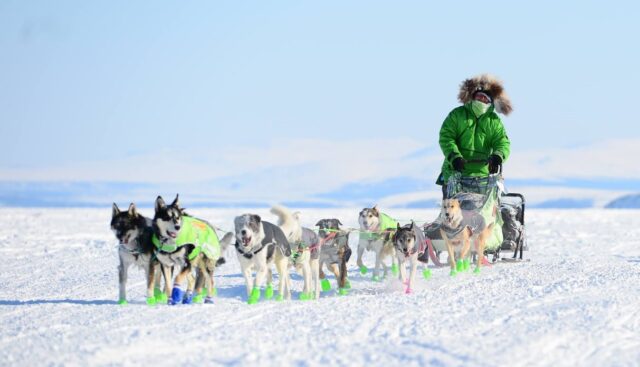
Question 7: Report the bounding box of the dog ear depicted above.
[127,203,138,218]
[409,221,415,230]
[336,219,343,226]
[315,220,323,227]
[371,205,379,216]
[155,196,166,212]
[112,203,120,217]
[396,222,401,230]
[251,214,261,223]
[171,194,180,208]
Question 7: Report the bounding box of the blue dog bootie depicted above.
[182,290,194,304]
[169,286,185,305]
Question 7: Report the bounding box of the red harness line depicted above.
[309,232,338,252]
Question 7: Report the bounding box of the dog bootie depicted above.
[371,274,381,282]
[422,268,432,279]
[170,286,185,305]
[321,279,332,292]
[275,294,284,302]
[155,292,168,304]
[391,263,399,276]
[183,290,194,304]
[463,259,471,271]
[473,267,481,274]
[192,293,204,304]
[405,287,412,294]
[299,292,311,301]
[264,284,274,300]
[359,265,368,275]
[247,287,261,305]
[154,287,163,299]
[146,297,157,306]
[456,259,464,272]
[117,299,128,306]
[204,296,214,304]
[449,269,457,277]
[344,279,351,289]
[338,288,348,296]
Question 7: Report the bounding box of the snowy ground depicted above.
[1,207,639,366]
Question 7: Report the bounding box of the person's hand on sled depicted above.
[452,157,466,172]
[487,154,502,174]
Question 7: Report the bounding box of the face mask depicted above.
[471,100,491,117]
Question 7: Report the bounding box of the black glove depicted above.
[488,154,502,174]
[452,157,466,172]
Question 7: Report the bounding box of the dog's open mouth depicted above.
[167,231,177,239]
[241,236,252,246]
[123,234,131,244]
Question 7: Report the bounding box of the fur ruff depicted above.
[458,74,513,115]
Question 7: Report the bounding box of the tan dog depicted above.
[439,198,494,275]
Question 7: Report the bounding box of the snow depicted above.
[1,208,639,366]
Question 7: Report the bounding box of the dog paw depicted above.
[117,299,128,306]
[344,279,351,289]
[321,279,332,292]
[264,284,274,300]
[463,259,471,271]
[405,287,412,294]
[204,296,214,304]
[153,287,164,299]
[146,297,157,306]
[456,259,464,272]
[298,292,312,301]
[449,269,457,277]
[473,267,481,275]
[275,294,284,302]
[169,286,185,305]
[338,288,348,296]
[247,287,261,305]
[182,291,194,304]
[422,268,432,279]
[192,294,204,304]
[359,265,368,275]
[155,292,168,303]
[371,274,381,282]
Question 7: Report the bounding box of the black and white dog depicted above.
[111,203,162,305]
[315,218,352,296]
[153,195,232,305]
[233,214,292,304]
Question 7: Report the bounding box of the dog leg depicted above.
[169,266,193,305]
[152,263,165,301]
[161,264,174,302]
[310,258,320,299]
[263,268,274,300]
[241,264,254,297]
[357,241,368,275]
[460,228,472,272]
[372,248,383,281]
[117,255,129,304]
[408,254,418,294]
[274,252,290,301]
[144,261,157,305]
[397,254,407,285]
[441,230,457,276]
[299,255,312,301]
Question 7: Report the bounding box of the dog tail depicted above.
[270,204,301,242]
[216,232,234,267]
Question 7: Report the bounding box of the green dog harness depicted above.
[360,212,397,241]
[152,216,220,261]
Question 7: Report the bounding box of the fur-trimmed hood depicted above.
[458,74,512,115]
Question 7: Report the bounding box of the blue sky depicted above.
[1,1,639,207]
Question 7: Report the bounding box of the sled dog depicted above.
[315,218,351,296]
[356,205,397,280]
[111,203,163,305]
[393,221,430,294]
[439,198,494,275]
[152,195,232,305]
[270,205,320,300]
[233,213,292,304]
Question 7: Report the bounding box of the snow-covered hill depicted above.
[1,208,639,366]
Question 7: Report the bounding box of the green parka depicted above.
[437,103,510,184]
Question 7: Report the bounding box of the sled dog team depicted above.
[111,194,494,305]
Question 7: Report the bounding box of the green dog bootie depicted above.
[299,292,311,301]
[372,274,381,282]
[192,294,204,304]
[247,287,261,305]
[391,263,399,276]
[155,292,168,303]
[422,268,432,279]
[264,284,274,300]
[450,269,457,277]
[456,259,464,272]
[463,259,471,271]
[359,265,368,275]
[275,294,284,302]
[118,299,128,306]
[321,279,332,292]
[473,267,481,275]
[154,287,164,299]
[338,288,348,296]
[146,297,157,306]
[344,279,351,289]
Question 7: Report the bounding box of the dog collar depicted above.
[234,241,269,259]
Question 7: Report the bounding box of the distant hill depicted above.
[605,193,640,208]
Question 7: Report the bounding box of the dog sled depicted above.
[423,172,528,263]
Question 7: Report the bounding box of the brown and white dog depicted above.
[315,218,352,296]
[357,206,397,281]
[439,198,494,275]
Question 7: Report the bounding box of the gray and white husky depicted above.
[392,222,431,294]
[315,218,352,296]
[233,213,292,304]
[111,203,162,305]
[356,206,397,281]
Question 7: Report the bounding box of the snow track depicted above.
[1,208,639,366]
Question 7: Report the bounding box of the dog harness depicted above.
[152,216,220,260]
[360,212,397,241]
[441,212,487,239]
